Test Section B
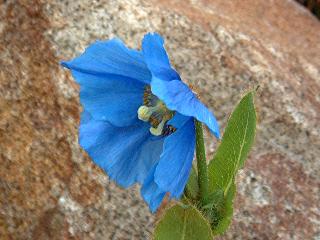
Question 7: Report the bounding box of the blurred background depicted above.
[0,0,319,239]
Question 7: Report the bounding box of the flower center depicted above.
[137,86,176,136]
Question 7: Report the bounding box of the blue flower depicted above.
[61,33,220,212]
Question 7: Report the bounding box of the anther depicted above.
[149,118,167,136]
[137,106,153,121]
[162,125,176,136]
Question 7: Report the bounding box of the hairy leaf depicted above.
[185,166,199,200]
[154,205,213,240]
[207,91,256,234]
[208,91,256,195]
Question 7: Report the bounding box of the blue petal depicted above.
[168,112,190,128]
[80,112,164,188]
[140,113,191,212]
[151,77,220,138]
[61,38,151,84]
[154,117,196,198]
[72,71,145,127]
[141,165,166,213]
[142,33,180,81]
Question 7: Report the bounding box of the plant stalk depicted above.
[194,119,209,205]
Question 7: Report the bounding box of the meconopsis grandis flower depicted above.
[61,33,220,212]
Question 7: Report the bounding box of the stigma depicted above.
[137,86,176,136]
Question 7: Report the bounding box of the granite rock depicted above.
[0,0,319,239]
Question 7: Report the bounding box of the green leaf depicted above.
[207,91,256,234]
[202,189,224,210]
[184,166,199,201]
[208,91,256,196]
[154,205,213,240]
[211,183,236,235]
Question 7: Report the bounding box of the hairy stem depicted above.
[194,119,208,204]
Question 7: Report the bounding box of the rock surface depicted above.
[0,0,319,239]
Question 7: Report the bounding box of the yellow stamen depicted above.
[137,106,153,121]
[149,118,167,136]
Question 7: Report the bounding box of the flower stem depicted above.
[194,119,208,205]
